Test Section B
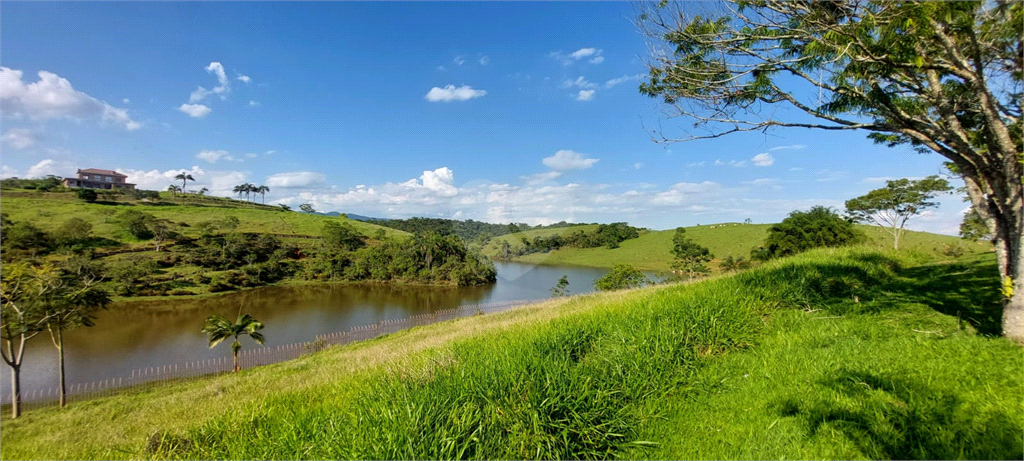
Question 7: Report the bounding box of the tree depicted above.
[174,172,194,194]
[202,313,265,372]
[167,184,181,198]
[197,187,209,196]
[299,203,316,214]
[845,176,953,249]
[278,204,291,212]
[961,206,993,241]
[550,275,570,297]
[42,267,110,408]
[232,184,246,202]
[1,263,58,418]
[75,188,97,203]
[719,255,751,273]
[638,1,1023,340]
[594,264,649,291]
[53,217,93,248]
[671,227,714,279]
[760,207,862,259]
[255,185,269,204]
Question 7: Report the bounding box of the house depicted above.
[61,168,136,190]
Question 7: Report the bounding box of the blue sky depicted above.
[1,2,967,233]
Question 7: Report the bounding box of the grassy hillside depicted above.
[1,248,1018,459]
[0,191,406,242]
[486,223,988,272]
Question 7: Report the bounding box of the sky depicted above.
[0,2,969,233]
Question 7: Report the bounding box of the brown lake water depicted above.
[3,262,647,396]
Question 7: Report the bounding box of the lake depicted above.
[3,262,645,397]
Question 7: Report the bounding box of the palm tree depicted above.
[202,313,265,372]
[198,187,209,196]
[255,185,269,204]
[174,172,194,193]
[232,184,246,202]
[167,184,181,198]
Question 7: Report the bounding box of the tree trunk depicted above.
[9,363,20,418]
[233,350,239,372]
[1000,223,1024,343]
[57,324,66,408]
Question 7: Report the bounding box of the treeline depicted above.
[497,222,642,259]
[373,217,582,244]
[302,222,496,286]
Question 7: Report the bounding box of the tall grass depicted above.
[159,248,955,460]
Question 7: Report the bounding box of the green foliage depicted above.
[761,207,863,259]
[550,275,570,297]
[202,313,265,372]
[376,217,580,244]
[53,217,93,248]
[499,223,643,259]
[670,227,714,279]
[75,188,98,203]
[321,221,366,251]
[718,255,751,273]
[959,206,992,241]
[299,203,315,213]
[593,264,648,291]
[108,256,158,295]
[0,175,63,191]
[117,209,155,240]
[1,221,52,254]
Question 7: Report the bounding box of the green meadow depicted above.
[1,247,1019,460]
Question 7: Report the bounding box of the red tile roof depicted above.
[78,168,126,177]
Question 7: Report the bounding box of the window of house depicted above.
[83,175,90,180]
[105,176,112,182]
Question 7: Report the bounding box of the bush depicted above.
[594,264,649,291]
[117,209,155,239]
[76,188,98,203]
[761,206,863,259]
[940,242,967,257]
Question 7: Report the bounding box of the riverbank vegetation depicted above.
[0,247,1018,459]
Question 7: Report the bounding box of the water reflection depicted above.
[2,262,620,395]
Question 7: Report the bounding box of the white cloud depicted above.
[521,171,563,185]
[752,153,775,167]
[1,165,19,179]
[237,74,251,83]
[249,100,260,107]
[605,74,641,88]
[0,67,141,130]
[453,56,466,66]
[27,159,68,178]
[769,144,807,151]
[575,90,595,101]
[3,128,38,149]
[479,56,490,66]
[245,153,259,159]
[561,76,597,89]
[543,150,599,170]
[188,62,231,103]
[425,85,487,102]
[418,167,458,196]
[122,98,130,104]
[196,149,238,163]
[789,167,804,171]
[266,171,327,188]
[688,161,707,167]
[178,103,212,118]
[118,165,245,196]
[550,47,604,66]
[634,162,644,170]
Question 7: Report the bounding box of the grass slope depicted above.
[491,223,988,272]
[0,191,406,243]
[1,248,1018,460]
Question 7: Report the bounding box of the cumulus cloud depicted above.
[118,165,245,196]
[266,171,327,188]
[188,62,231,103]
[178,103,212,118]
[26,159,74,178]
[1,165,18,179]
[425,85,487,102]
[575,90,595,101]
[3,128,38,149]
[521,171,563,185]
[237,74,251,83]
[550,47,604,65]
[0,67,141,130]
[196,149,239,163]
[752,153,775,167]
[543,150,599,170]
[604,74,641,88]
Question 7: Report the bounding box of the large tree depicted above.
[639,1,1023,341]
[1,263,57,418]
[42,268,111,408]
[845,175,952,249]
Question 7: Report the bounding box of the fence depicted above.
[10,298,545,413]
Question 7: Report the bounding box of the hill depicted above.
[483,222,987,273]
[1,248,1018,459]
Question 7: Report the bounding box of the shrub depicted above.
[117,209,155,239]
[76,188,98,203]
[761,206,863,259]
[594,264,648,291]
[53,217,93,247]
[940,242,967,257]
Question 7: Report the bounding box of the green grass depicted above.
[2,247,1018,459]
[486,223,988,273]
[0,191,405,242]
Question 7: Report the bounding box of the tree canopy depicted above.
[845,176,952,249]
[758,206,862,259]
